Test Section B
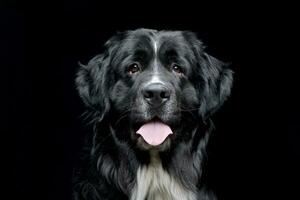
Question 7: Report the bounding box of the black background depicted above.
[3,1,293,200]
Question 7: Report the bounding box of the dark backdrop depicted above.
[5,1,292,200]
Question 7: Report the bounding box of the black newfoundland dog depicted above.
[73,28,233,200]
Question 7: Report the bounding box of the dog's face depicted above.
[76,29,233,151]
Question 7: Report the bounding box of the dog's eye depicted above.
[127,63,140,75]
[172,64,183,74]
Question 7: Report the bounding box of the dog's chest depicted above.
[130,152,196,200]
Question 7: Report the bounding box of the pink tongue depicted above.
[136,121,173,146]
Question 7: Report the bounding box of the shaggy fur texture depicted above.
[73,29,233,200]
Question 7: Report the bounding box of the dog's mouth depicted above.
[135,118,173,146]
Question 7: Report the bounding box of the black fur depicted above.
[73,29,233,200]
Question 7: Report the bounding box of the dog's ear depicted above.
[76,32,125,121]
[199,54,233,119]
[76,55,110,121]
[183,31,233,119]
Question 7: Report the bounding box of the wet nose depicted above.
[142,83,171,106]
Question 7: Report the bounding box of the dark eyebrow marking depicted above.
[164,49,178,58]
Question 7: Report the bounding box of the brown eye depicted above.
[172,64,183,74]
[127,63,140,74]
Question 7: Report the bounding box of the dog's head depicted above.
[76,29,233,151]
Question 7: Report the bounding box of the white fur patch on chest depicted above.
[130,151,196,200]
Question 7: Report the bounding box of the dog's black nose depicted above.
[142,83,171,106]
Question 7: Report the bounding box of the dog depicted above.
[73,28,233,200]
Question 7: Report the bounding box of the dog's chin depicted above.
[136,136,172,151]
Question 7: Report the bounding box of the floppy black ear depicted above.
[76,32,126,121]
[76,54,110,121]
[182,31,233,119]
[198,54,233,119]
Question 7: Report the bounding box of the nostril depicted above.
[160,90,170,99]
[143,90,154,99]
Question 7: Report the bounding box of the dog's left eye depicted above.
[127,63,140,75]
[172,64,184,74]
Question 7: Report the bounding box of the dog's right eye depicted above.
[127,63,140,75]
